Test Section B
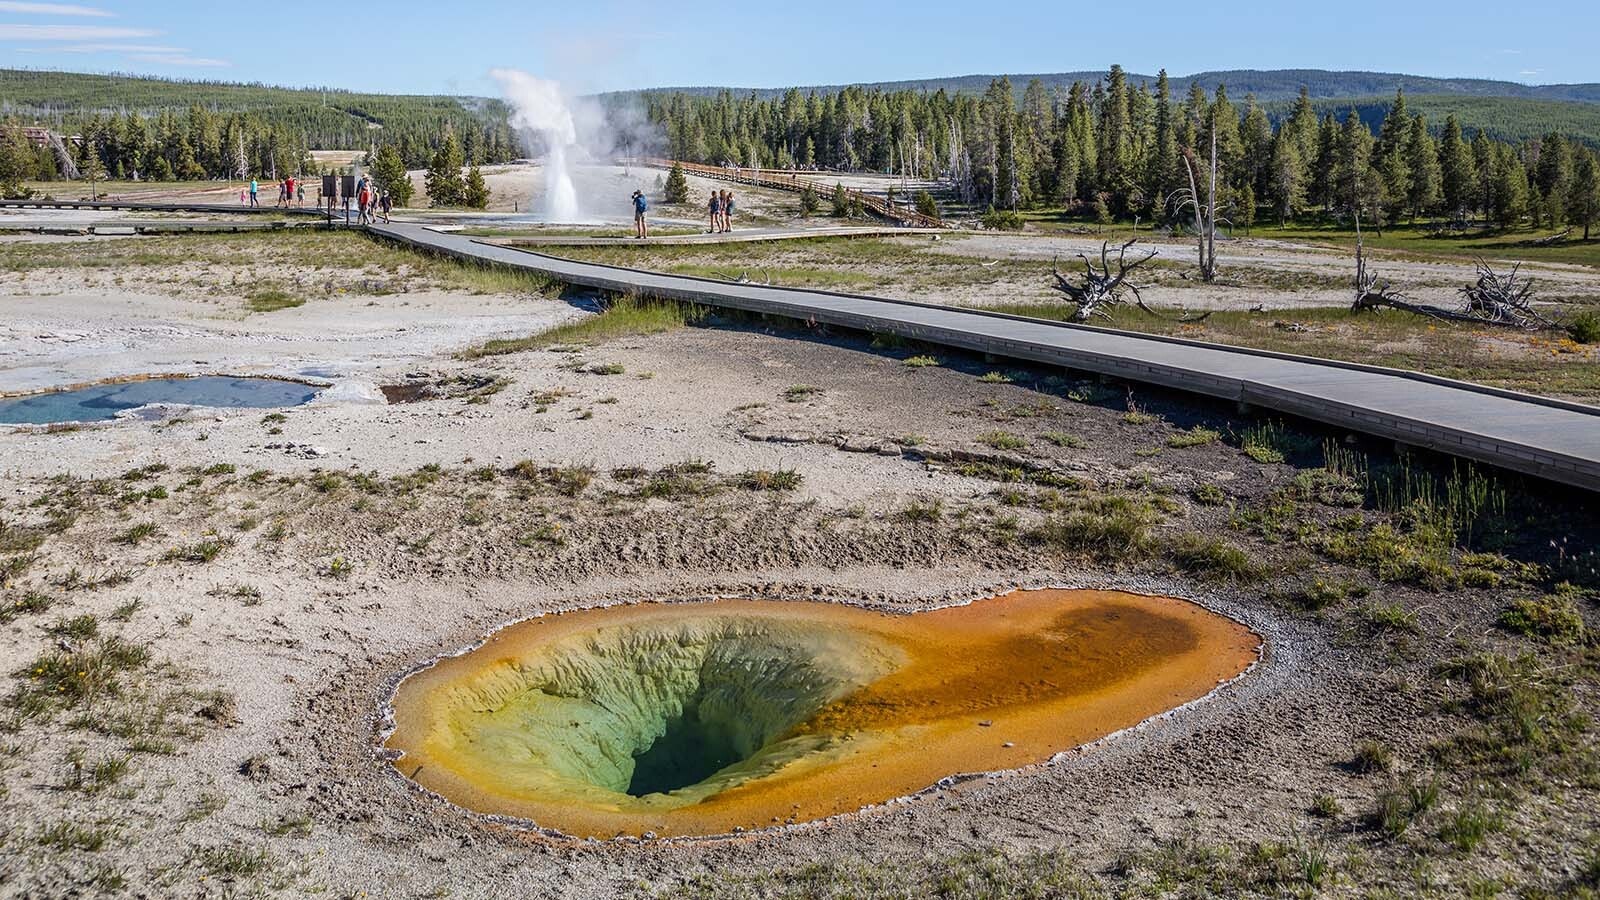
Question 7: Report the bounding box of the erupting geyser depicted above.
[491,68,581,222]
[384,589,1258,839]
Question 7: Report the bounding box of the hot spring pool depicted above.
[0,376,320,425]
[384,589,1258,839]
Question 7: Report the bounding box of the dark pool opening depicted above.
[627,702,747,797]
[0,376,320,425]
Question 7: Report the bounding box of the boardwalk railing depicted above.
[628,158,947,229]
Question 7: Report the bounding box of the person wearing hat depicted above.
[632,189,649,239]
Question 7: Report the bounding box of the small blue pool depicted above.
[0,376,320,425]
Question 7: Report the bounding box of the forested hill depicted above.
[625,69,1600,105]
[0,68,517,164]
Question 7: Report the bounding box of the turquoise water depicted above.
[0,376,319,425]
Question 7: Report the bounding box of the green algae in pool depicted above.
[385,589,1260,839]
[0,376,319,425]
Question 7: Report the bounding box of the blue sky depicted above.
[2,0,1594,95]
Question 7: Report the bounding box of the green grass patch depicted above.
[1167,426,1221,449]
[245,288,304,312]
[1168,533,1265,582]
[462,295,698,358]
[977,430,1027,451]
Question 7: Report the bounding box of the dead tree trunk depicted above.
[1459,260,1555,329]
[1171,123,1221,283]
[1050,239,1209,323]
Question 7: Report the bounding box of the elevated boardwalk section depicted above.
[372,222,1600,493]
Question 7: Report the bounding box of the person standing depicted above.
[632,189,649,239]
[297,179,306,207]
[707,189,721,234]
[379,191,392,224]
[723,190,735,232]
[248,178,259,208]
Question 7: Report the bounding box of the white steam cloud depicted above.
[491,67,662,223]
[490,68,581,222]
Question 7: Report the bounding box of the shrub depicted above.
[1031,496,1157,562]
[1360,601,1421,633]
[1497,590,1586,644]
[663,162,690,204]
[1567,309,1600,344]
[977,430,1026,451]
[1168,534,1263,582]
[1167,427,1220,449]
[914,190,940,220]
[162,540,226,563]
[1351,740,1394,774]
[980,205,1024,231]
[737,469,803,492]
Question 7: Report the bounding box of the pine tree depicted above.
[1309,115,1339,210]
[1568,149,1600,240]
[1335,110,1376,222]
[831,182,849,217]
[1490,145,1529,227]
[1534,133,1573,227]
[1267,130,1305,224]
[1236,183,1256,234]
[1239,95,1273,197]
[370,144,414,207]
[1286,87,1318,165]
[799,183,819,216]
[663,161,689,204]
[464,166,490,209]
[1149,70,1178,219]
[0,123,33,198]
[1472,130,1495,222]
[424,129,466,207]
[1203,85,1242,190]
[1404,115,1442,221]
[1439,115,1475,220]
[78,136,105,199]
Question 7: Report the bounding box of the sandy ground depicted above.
[929,231,1600,311]
[404,164,814,227]
[0,229,1595,898]
[0,234,582,394]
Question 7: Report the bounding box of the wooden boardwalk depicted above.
[481,225,947,248]
[5,199,1594,491]
[370,222,1600,493]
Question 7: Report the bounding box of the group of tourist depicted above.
[241,174,391,224]
[243,177,307,208]
[272,176,304,208]
[353,174,392,225]
[629,184,738,239]
[708,189,736,233]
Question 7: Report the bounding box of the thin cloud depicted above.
[129,52,228,67]
[58,42,182,53]
[0,24,155,39]
[0,2,112,15]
